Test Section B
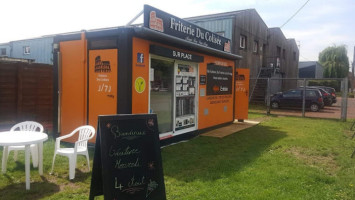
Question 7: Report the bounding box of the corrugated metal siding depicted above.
[189,18,233,40]
[299,66,316,78]
[11,37,53,64]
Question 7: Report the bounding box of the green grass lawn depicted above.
[1,116,355,199]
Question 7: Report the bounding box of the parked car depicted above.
[301,87,333,106]
[316,86,337,104]
[271,88,324,112]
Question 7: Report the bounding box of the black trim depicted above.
[88,38,118,50]
[150,45,204,63]
[53,47,59,137]
[86,28,122,39]
[117,29,133,114]
[54,33,82,43]
[160,131,199,147]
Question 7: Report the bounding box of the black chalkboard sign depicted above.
[89,114,166,200]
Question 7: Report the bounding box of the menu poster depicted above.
[89,114,166,200]
[206,64,233,95]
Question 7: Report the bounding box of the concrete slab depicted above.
[201,119,260,138]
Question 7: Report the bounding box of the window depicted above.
[283,49,286,59]
[240,35,246,49]
[0,48,6,56]
[215,31,225,37]
[305,90,317,97]
[24,46,30,55]
[283,90,301,98]
[253,41,258,53]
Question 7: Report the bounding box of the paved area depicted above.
[268,97,355,119]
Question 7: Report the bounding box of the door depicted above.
[174,62,198,134]
[88,49,117,129]
[281,89,302,107]
[235,68,250,120]
[150,58,174,134]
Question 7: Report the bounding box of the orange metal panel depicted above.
[60,36,87,143]
[88,49,118,133]
[234,68,250,120]
[197,56,235,130]
[131,37,150,114]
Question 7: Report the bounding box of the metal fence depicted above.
[249,77,349,121]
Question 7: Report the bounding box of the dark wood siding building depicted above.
[186,9,268,80]
[186,9,300,101]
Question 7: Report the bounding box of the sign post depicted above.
[89,114,166,200]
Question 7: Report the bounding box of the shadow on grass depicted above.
[161,124,287,182]
[71,168,92,183]
[0,176,59,200]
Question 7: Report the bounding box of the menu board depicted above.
[89,114,166,200]
[206,64,233,95]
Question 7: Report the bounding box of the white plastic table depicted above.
[0,131,48,190]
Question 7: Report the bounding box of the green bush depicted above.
[348,93,354,98]
[308,80,340,91]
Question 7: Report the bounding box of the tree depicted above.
[318,45,349,78]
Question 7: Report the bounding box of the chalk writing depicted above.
[109,145,140,157]
[115,158,140,169]
[128,176,146,187]
[115,178,124,190]
[111,125,146,139]
[146,180,159,198]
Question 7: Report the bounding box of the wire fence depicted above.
[249,77,350,121]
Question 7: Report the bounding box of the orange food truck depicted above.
[53,5,249,144]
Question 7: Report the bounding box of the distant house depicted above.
[298,61,324,78]
[0,36,53,65]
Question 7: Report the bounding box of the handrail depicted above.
[249,67,264,102]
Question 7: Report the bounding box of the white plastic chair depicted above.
[4,121,44,168]
[50,125,95,180]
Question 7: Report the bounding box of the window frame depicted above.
[253,40,258,53]
[23,46,31,55]
[0,48,6,56]
[240,35,246,49]
[283,90,302,98]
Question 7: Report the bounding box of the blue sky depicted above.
[1,0,354,65]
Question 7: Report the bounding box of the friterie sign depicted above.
[143,5,231,53]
